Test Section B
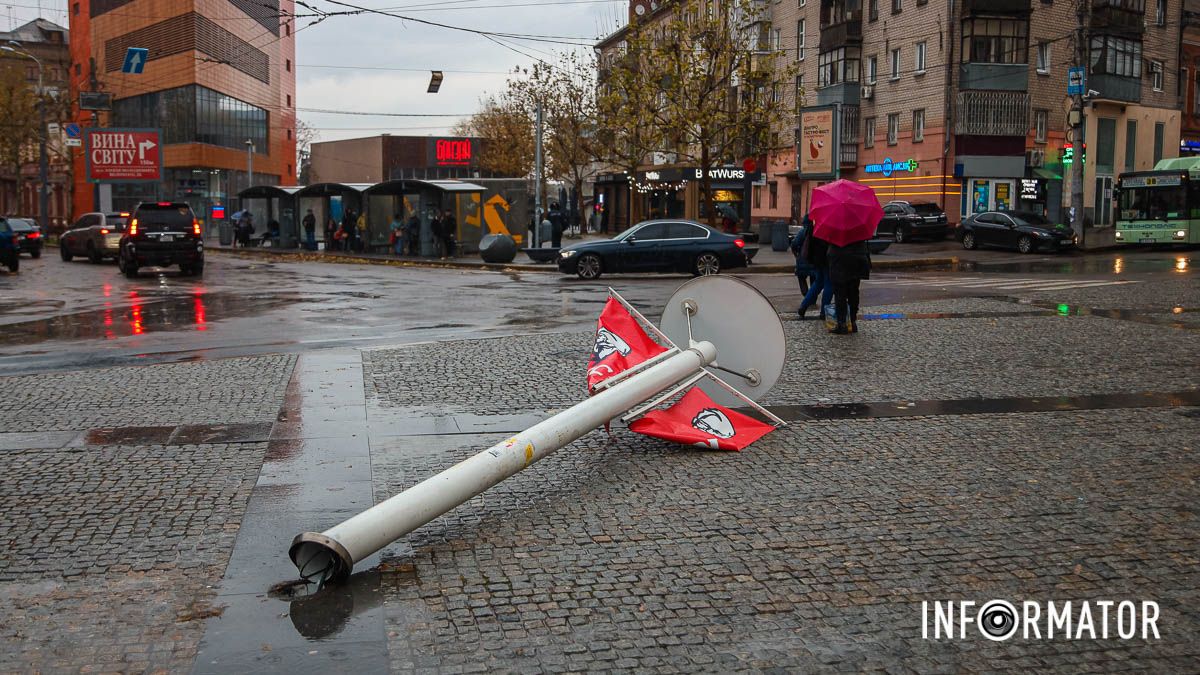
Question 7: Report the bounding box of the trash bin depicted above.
[219,221,233,246]
[757,221,777,249]
[771,223,790,252]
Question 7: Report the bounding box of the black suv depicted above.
[119,202,204,277]
[876,201,951,243]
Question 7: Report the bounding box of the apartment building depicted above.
[780,0,1182,233]
[1181,0,1200,153]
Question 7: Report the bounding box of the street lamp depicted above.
[2,41,48,236]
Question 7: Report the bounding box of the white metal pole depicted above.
[291,340,718,582]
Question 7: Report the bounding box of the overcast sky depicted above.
[10,0,626,141]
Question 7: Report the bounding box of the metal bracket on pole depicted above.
[619,372,707,424]
[701,368,787,427]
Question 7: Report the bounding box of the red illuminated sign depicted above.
[435,138,472,167]
[85,128,162,182]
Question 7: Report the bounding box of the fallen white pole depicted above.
[291,340,718,583]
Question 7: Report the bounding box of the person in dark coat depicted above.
[827,240,872,334]
[404,212,420,256]
[796,223,833,320]
[440,209,457,259]
[790,215,814,296]
[302,209,317,250]
[340,209,356,252]
[429,211,443,258]
[549,202,564,248]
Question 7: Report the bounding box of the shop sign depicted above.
[690,167,763,182]
[864,157,918,177]
[639,168,685,183]
[427,137,474,167]
[1063,143,1086,165]
[798,105,838,179]
[1020,179,1044,201]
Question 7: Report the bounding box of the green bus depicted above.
[1115,156,1200,245]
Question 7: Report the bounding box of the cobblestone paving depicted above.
[363,299,1199,411]
[1022,275,1195,310]
[375,408,1199,672]
[0,354,295,672]
[0,354,294,432]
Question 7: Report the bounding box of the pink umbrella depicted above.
[809,179,883,247]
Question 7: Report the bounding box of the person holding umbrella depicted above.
[808,180,882,334]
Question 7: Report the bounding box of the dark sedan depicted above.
[959,211,1077,254]
[558,220,751,280]
[1,217,42,258]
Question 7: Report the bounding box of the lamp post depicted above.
[245,138,254,192]
[3,41,48,235]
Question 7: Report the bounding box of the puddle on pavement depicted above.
[263,569,384,640]
[769,390,1200,422]
[991,297,1199,329]
[0,292,295,345]
[951,253,1195,275]
[856,310,1054,321]
[85,426,175,445]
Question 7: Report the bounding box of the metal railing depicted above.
[954,90,1029,136]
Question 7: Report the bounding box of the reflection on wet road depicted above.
[0,248,1193,374]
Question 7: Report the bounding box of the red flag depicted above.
[587,297,668,393]
[628,387,774,451]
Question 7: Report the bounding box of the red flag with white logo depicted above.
[628,387,775,451]
[587,297,668,393]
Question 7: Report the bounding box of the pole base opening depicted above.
[289,532,353,585]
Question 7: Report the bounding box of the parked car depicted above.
[0,219,19,272]
[1,217,43,258]
[876,201,951,243]
[118,202,205,277]
[959,211,1077,254]
[60,212,130,263]
[557,219,752,280]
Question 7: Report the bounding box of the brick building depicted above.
[0,19,71,228]
[1181,0,1200,153]
[308,135,494,184]
[68,0,297,218]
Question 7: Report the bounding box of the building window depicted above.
[962,18,1029,64]
[1153,122,1164,164]
[864,117,876,147]
[890,48,900,80]
[1180,67,1187,98]
[869,0,878,21]
[887,113,899,145]
[288,164,293,176]
[1125,120,1137,171]
[1156,0,1166,25]
[818,47,861,87]
[1096,117,1116,173]
[866,55,877,84]
[800,0,806,5]
[112,84,268,152]
[754,185,762,208]
[72,2,79,14]
[797,19,805,60]
[769,181,778,209]
[74,63,81,76]
[1034,109,1047,143]
[287,129,292,140]
[285,23,290,36]
[286,59,291,72]
[1151,61,1163,91]
[1036,42,1050,74]
[915,42,927,74]
[913,109,925,142]
[892,0,902,14]
[1089,35,1142,78]
[286,94,292,107]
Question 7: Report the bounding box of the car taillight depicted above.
[26,231,40,239]
[128,219,138,235]
[157,201,171,206]
[734,239,745,248]
[100,228,109,235]
[193,219,201,236]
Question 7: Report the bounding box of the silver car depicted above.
[60,212,131,263]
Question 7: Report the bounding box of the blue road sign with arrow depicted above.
[122,47,148,74]
[64,123,81,139]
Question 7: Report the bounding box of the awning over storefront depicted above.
[1032,167,1062,181]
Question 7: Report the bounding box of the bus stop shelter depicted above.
[363,179,486,255]
[291,183,373,249]
[237,186,303,248]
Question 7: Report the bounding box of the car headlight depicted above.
[560,249,577,258]
[1174,230,1186,239]
[1115,231,1123,239]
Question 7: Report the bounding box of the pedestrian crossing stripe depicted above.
[869,277,1140,291]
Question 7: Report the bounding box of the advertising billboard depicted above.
[798,105,839,179]
[85,128,162,182]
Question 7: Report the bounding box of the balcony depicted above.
[955,90,1030,136]
[819,16,862,52]
[961,0,1031,13]
[960,63,1028,91]
[1089,73,1141,102]
[816,81,860,106]
[840,104,860,167]
[1091,0,1145,36]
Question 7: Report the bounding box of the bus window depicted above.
[1119,185,1187,220]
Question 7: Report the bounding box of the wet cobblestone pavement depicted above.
[0,267,1197,672]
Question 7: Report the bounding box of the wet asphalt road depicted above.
[0,245,1193,375]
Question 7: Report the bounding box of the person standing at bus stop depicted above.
[302,209,317,251]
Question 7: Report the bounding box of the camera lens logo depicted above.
[978,600,1019,641]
